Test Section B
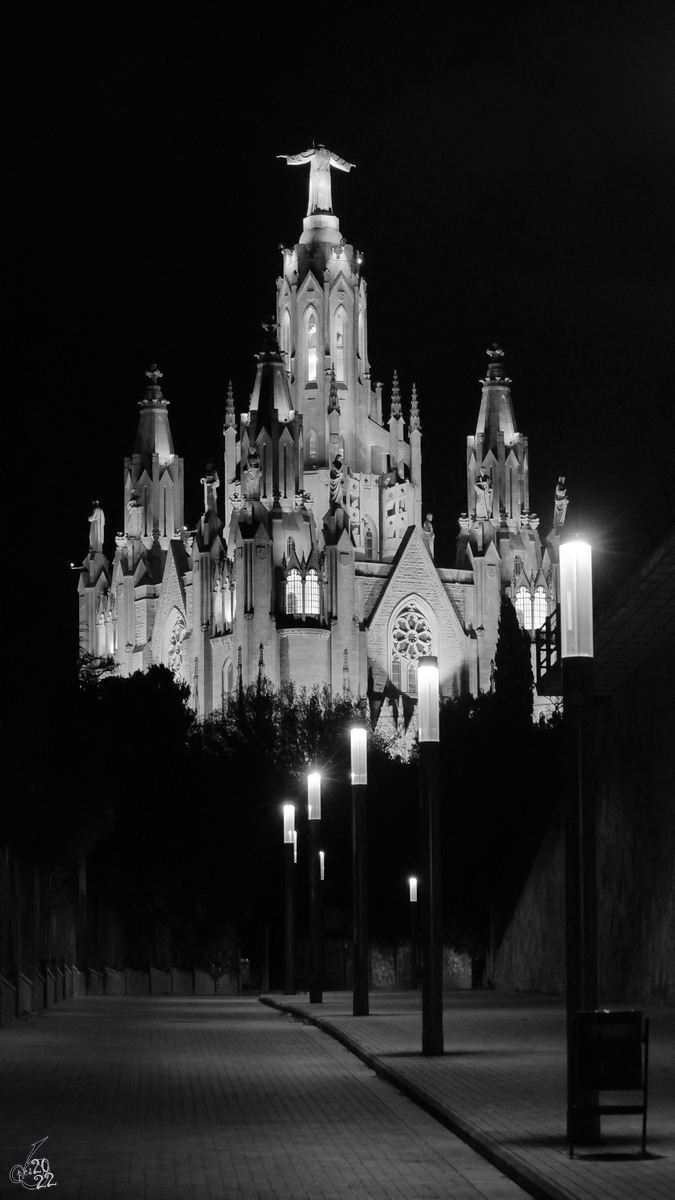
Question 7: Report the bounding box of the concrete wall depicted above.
[493,643,675,1004]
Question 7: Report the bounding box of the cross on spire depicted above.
[146,364,163,386]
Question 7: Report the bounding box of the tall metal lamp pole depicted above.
[561,539,599,1144]
[307,772,323,1004]
[283,804,296,996]
[351,726,369,1016]
[418,656,443,1055]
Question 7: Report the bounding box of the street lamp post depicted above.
[561,539,600,1144]
[307,772,323,1004]
[351,726,369,1016]
[283,804,296,996]
[409,876,419,989]
[418,656,443,1055]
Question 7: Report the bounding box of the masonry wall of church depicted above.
[492,643,675,1004]
[279,628,330,689]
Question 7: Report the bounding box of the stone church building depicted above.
[78,147,562,737]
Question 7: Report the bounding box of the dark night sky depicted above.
[9,3,675,690]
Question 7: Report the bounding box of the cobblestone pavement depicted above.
[0,995,528,1199]
[263,991,675,1200]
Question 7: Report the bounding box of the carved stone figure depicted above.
[329,455,343,509]
[244,448,261,500]
[423,512,435,558]
[475,469,493,519]
[200,465,220,513]
[126,491,142,538]
[554,476,569,527]
[278,146,355,216]
[88,502,105,552]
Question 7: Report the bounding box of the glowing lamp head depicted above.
[560,540,593,658]
[409,876,418,903]
[319,850,325,881]
[350,726,368,785]
[417,656,440,742]
[283,804,295,844]
[307,772,322,821]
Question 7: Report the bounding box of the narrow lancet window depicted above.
[307,312,317,382]
[305,570,320,616]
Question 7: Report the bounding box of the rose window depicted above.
[392,605,433,660]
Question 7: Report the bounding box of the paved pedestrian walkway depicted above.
[1,995,528,1199]
[262,991,675,1200]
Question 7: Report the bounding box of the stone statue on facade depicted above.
[200,464,220,513]
[126,491,142,538]
[554,476,569,527]
[88,501,105,552]
[475,469,493,519]
[244,448,261,500]
[423,512,435,558]
[278,145,355,216]
[329,455,343,511]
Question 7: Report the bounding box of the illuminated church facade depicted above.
[78,148,562,736]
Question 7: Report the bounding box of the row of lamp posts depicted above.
[280,656,443,1054]
[279,541,597,1138]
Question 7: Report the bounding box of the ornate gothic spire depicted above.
[225,380,236,429]
[134,364,175,465]
[409,383,421,431]
[390,370,402,418]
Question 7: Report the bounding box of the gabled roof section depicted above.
[365,526,465,639]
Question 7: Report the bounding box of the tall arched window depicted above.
[363,516,376,561]
[305,570,320,615]
[307,311,317,381]
[533,587,548,629]
[308,428,318,461]
[334,307,345,381]
[515,586,533,630]
[286,569,302,614]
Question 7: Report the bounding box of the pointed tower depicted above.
[108,366,186,679]
[458,345,556,684]
[123,365,184,551]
